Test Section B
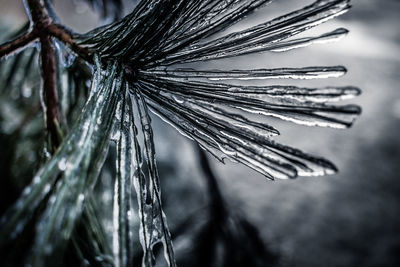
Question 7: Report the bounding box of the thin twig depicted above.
[0,31,38,60]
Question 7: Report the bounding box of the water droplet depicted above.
[78,193,85,202]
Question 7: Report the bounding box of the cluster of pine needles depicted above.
[0,0,359,266]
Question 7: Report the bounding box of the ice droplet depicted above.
[58,158,67,171]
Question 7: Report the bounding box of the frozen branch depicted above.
[40,34,61,149]
[0,31,37,60]
[47,24,92,62]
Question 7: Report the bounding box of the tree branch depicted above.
[40,34,61,150]
[25,0,52,27]
[47,24,92,62]
[19,0,63,150]
[0,31,38,60]
[2,0,106,151]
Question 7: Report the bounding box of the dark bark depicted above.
[25,0,62,149]
[0,31,37,59]
[47,23,92,62]
[40,34,61,149]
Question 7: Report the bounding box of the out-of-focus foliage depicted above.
[80,0,123,20]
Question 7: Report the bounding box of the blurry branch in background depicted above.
[197,146,227,220]
[193,146,279,267]
[83,0,123,20]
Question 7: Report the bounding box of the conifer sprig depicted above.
[0,0,360,266]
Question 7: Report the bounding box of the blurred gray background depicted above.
[1,0,399,266]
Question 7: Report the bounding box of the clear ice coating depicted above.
[137,81,341,180]
[75,0,352,66]
[111,80,175,267]
[113,85,135,267]
[0,56,122,262]
[130,88,176,267]
[140,66,348,81]
[138,76,360,129]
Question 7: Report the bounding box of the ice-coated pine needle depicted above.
[113,86,134,267]
[72,0,359,180]
[152,1,350,65]
[137,81,338,179]
[138,76,360,129]
[31,58,123,264]
[141,66,348,81]
[130,87,176,267]
[0,56,122,264]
